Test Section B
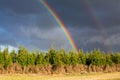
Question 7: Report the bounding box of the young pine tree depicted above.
[3,48,12,68]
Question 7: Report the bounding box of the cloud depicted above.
[0,0,41,14]
[46,0,120,30]
[0,7,70,51]
[108,34,120,46]
[0,0,120,52]
[0,45,18,52]
[20,26,70,50]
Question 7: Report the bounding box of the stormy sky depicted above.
[0,0,120,52]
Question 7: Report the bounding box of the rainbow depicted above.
[83,0,112,52]
[40,0,78,53]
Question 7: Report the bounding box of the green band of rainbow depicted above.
[40,0,78,52]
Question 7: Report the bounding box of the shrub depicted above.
[68,51,79,65]
[10,50,18,63]
[27,53,35,66]
[48,48,61,65]
[78,49,86,64]
[0,46,120,68]
[0,49,4,66]
[85,49,106,66]
[17,46,28,66]
[85,51,92,65]
[91,49,105,66]
[116,53,120,64]
[106,54,113,65]
[58,49,69,65]
[3,48,12,68]
[35,52,45,65]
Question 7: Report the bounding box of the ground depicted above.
[0,72,120,80]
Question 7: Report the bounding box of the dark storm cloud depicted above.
[0,0,120,52]
[46,0,120,51]
[0,9,70,50]
[47,0,120,29]
[0,0,41,14]
[0,0,70,50]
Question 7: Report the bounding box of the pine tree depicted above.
[0,49,4,66]
[3,48,12,68]
[10,50,18,63]
[17,46,28,66]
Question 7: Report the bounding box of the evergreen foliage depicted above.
[17,46,28,66]
[3,48,12,68]
[0,49,5,66]
[0,46,120,68]
[10,50,18,63]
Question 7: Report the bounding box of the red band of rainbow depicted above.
[40,0,78,53]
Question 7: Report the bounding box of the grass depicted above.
[0,72,119,80]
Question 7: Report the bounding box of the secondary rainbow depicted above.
[83,0,112,52]
[40,0,78,53]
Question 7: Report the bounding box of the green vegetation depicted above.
[0,46,120,68]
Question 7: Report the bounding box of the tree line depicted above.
[0,46,120,69]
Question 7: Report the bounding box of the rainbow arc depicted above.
[40,0,78,53]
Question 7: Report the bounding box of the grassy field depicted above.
[0,72,120,80]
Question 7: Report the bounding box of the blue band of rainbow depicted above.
[40,0,78,53]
